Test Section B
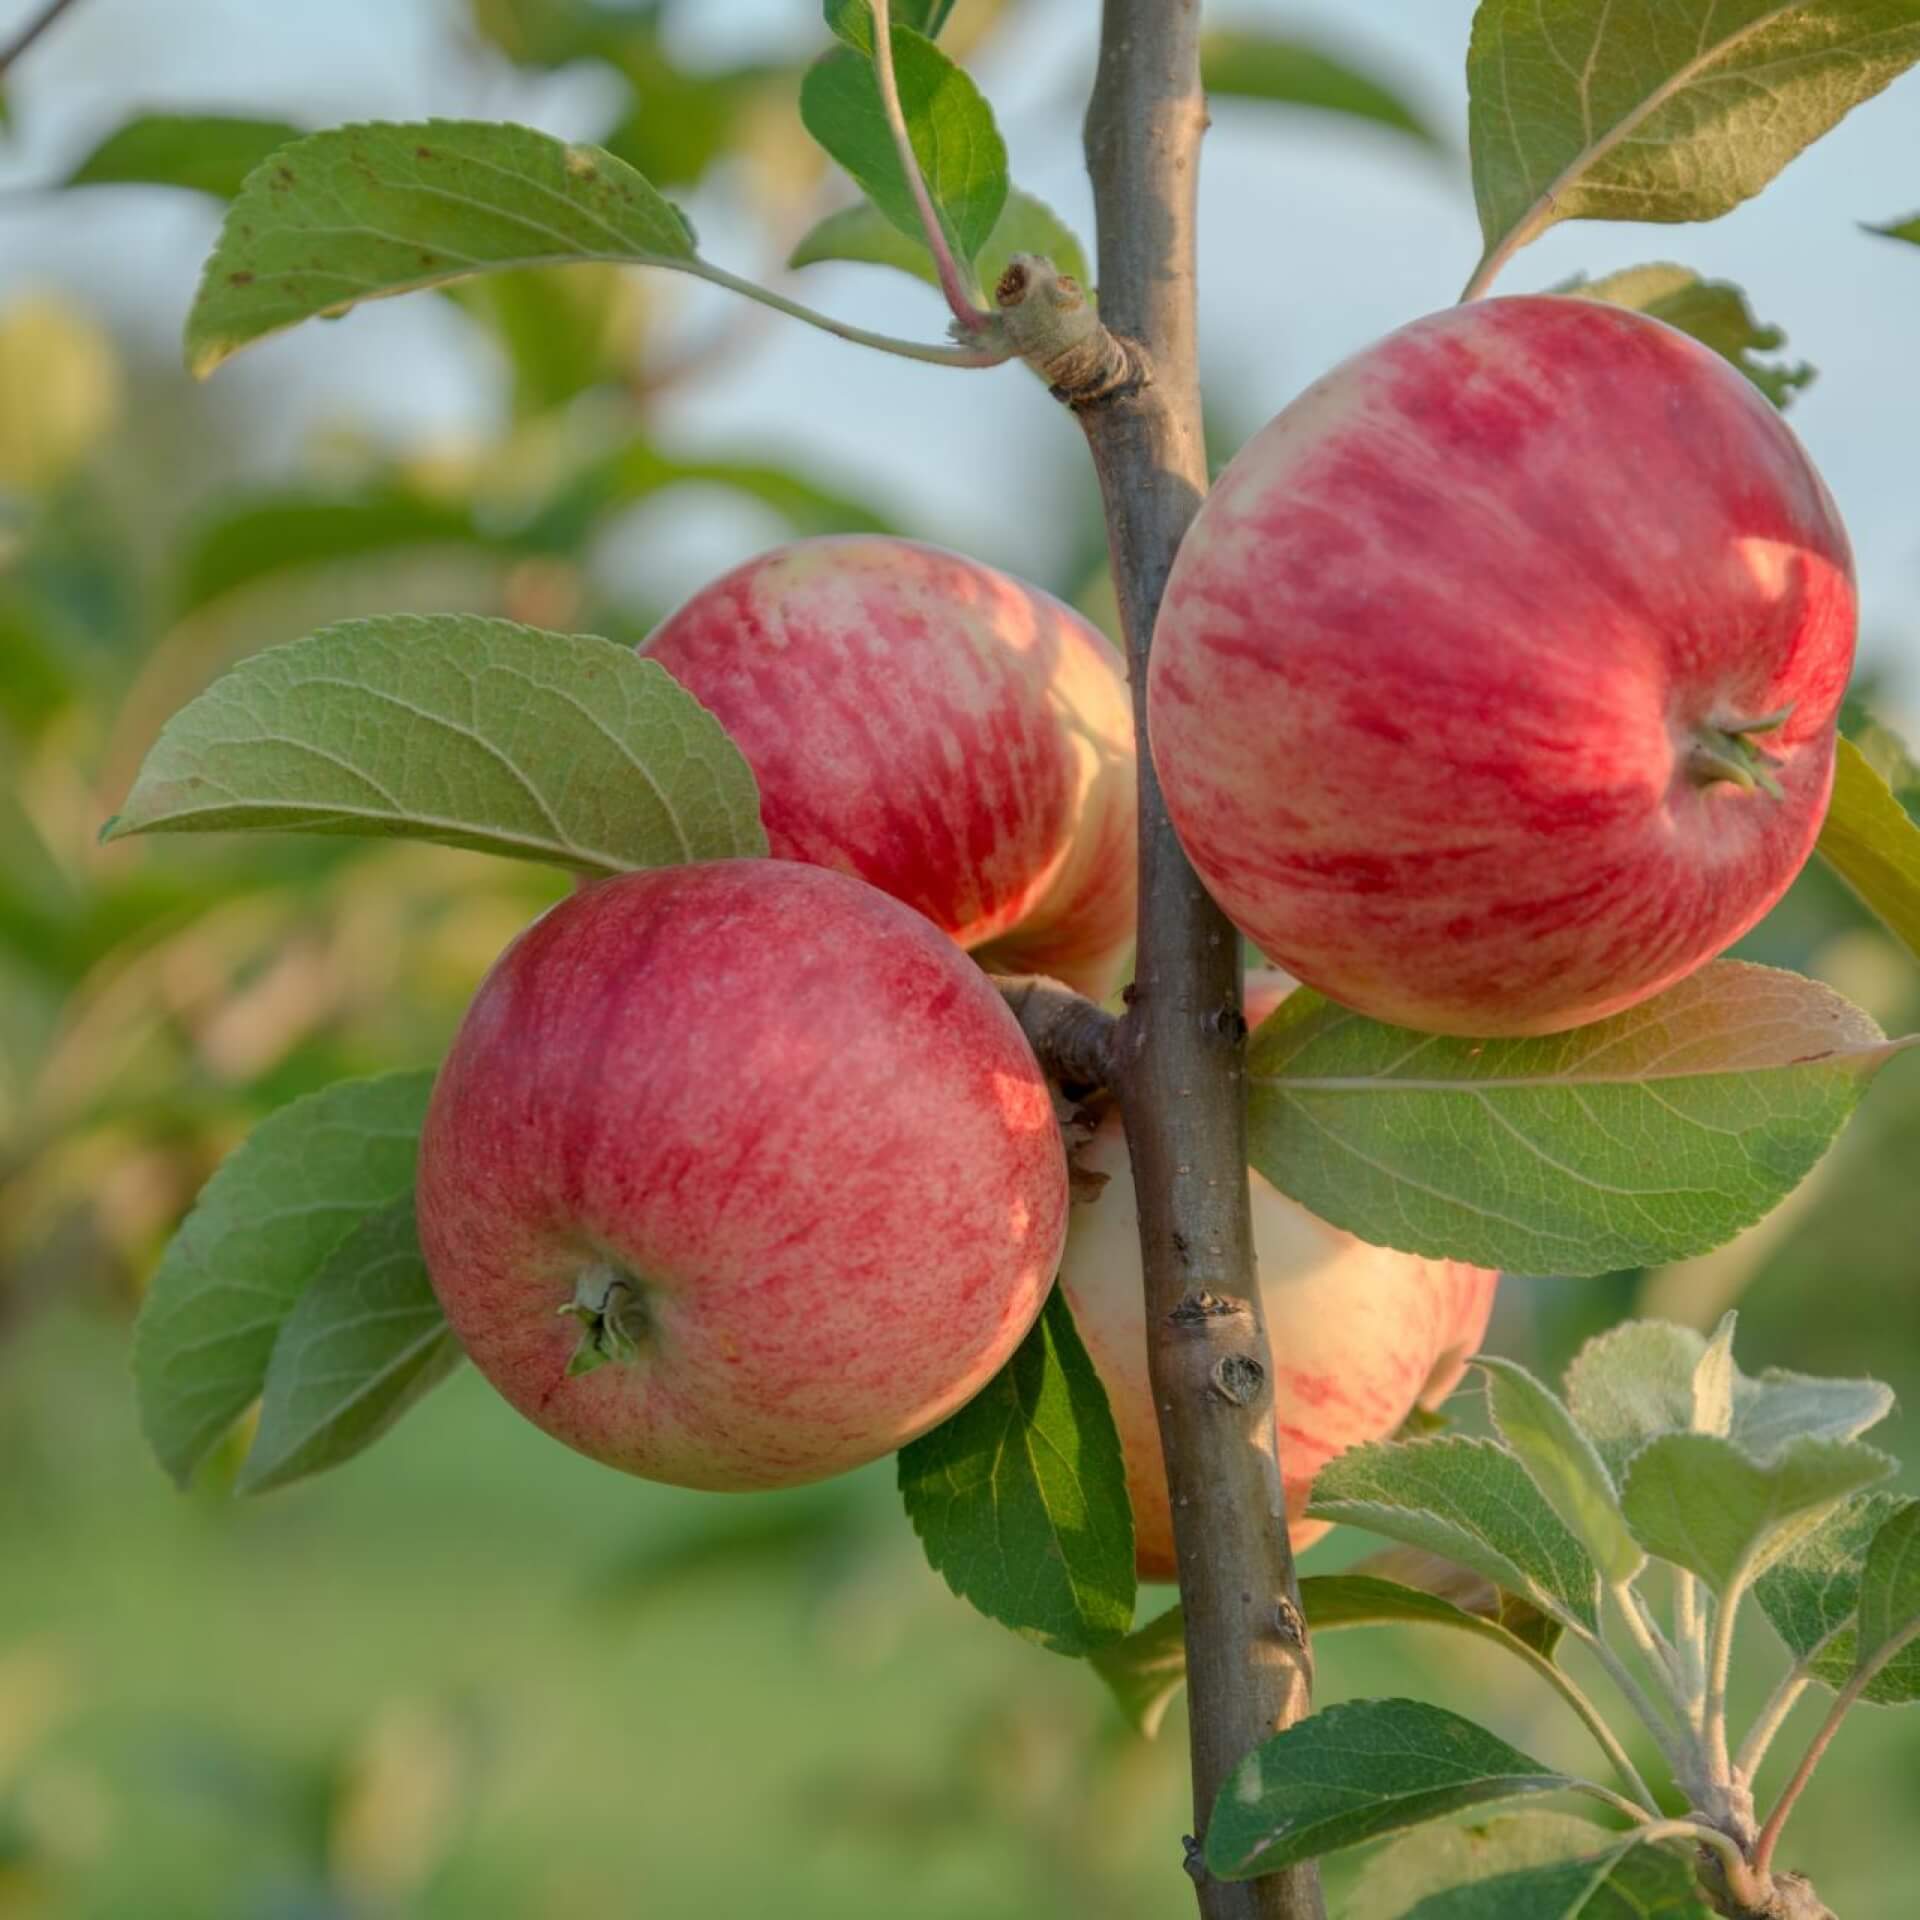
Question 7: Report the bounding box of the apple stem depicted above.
[558,1267,648,1376]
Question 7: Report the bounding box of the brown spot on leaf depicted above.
[228,270,255,286]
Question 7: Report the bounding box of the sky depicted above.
[1,0,1915,704]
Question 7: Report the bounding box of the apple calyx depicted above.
[557,1265,649,1377]
[1688,705,1795,802]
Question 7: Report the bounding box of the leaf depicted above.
[1466,1,1920,290]
[132,1073,433,1486]
[1563,263,1813,407]
[1309,1437,1601,1633]
[64,112,303,201]
[800,27,1008,267]
[1818,733,1920,964]
[238,1195,462,1493]
[1869,210,1920,244]
[1092,1573,1566,1740]
[790,186,1089,293]
[1247,962,1912,1278]
[1619,1431,1893,1595]
[1347,1814,1645,1920]
[1755,1491,1920,1704]
[185,120,699,378]
[1855,1500,1920,1677]
[898,1287,1135,1657]
[1565,1319,1895,1483]
[1205,1698,1577,1880]
[826,0,958,47]
[1201,30,1441,147]
[103,614,768,872]
[1399,1840,1713,1919]
[1477,1359,1644,1583]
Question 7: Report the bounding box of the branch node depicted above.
[994,253,1143,407]
[1181,1836,1207,1885]
[1273,1596,1307,1646]
[1210,1353,1265,1406]
[1168,1289,1252,1330]
[993,974,1118,1092]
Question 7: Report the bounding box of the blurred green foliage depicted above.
[1,2,1917,1916]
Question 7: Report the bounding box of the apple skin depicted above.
[1148,296,1857,1037]
[416,860,1069,1490]
[641,535,1138,998]
[1058,975,1498,1580]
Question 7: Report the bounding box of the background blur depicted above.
[1,3,1916,1916]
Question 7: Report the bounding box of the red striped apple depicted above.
[641,535,1138,998]
[1058,975,1498,1580]
[417,860,1069,1489]
[1149,296,1857,1037]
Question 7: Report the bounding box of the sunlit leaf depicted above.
[1819,734,1920,964]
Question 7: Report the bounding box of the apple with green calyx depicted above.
[1148,296,1857,1038]
[1057,973,1499,1580]
[417,859,1069,1490]
[641,535,1138,998]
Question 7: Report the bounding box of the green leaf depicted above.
[1818,733,1920,965]
[800,28,1008,268]
[103,614,768,872]
[1205,1698,1577,1880]
[1562,263,1813,407]
[237,1195,462,1493]
[826,0,958,47]
[1754,1492,1920,1704]
[1466,1,1920,291]
[64,112,303,201]
[185,120,699,378]
[790,186,1089,294]
[132,1073,433,1485]
[898,1287,1135,1656]
[1347,1815,1646,1920]
[1564,1319,1895,1483]
[1855,1500,1920,1678]
[1092,1573,1567,1740]
[1399,1840,1713,1919]
[1619,1432,1894,1595]
[1201,30,1440,147]
[1477,1359,1643,1583]
[1869,211,1920,244]
[1247,962,1912,1278]
[1309,1437,1601,1633]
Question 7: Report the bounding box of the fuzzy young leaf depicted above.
[1398,1840,1713,1918]
[65,112,303,201]
[1466,2,1920,292]
[1855,1500,1920,1678]
[1563,264,1813,407]
[238,1195,461,1493]
[1201,30,1440,146]
[800,27,1007,267]
[133,1073,433,1485]
[1564,1320,1895,1483]
[1309,1437,1601,1632]
[1205,1698,1577,1880]
[1477,1359,1643,1583]
[1347,1814,1649,1920]
[185,120,699,377]
[1818,733,1920,964]
[1755,1492,1920,1704]
[103,615,768,872]
[1619,1431,1893,1595]
[1247,962,1909,1278]
[790,187,1088,294]
[898,1287,1134,1656]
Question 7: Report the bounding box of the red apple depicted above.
[417,860,1069,1489]
[641,535,1138,998]
[1148,296,1857,1037]
[1058,975,1498,1579]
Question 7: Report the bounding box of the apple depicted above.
[1148,296,1857,1037]
[417,859,1070,1490]
[1058,974,1499,1579]
[641,535,1138,998]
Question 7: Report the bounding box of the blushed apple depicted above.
[417,860,1069,1490]
[1148,296,1857,1037]
[1058,975,1498,1579]
[641,535,1138,998]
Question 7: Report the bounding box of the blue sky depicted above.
[2,0,1915,706]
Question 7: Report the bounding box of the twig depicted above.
[868,0,994,332]
[1005,6,1321,1916]
[0,0,83,77]
[993,976,1117,1091]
